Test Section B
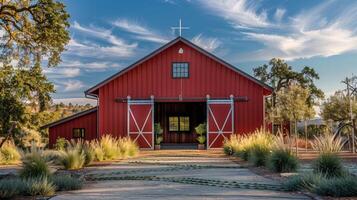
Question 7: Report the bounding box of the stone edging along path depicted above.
[85,164,289,192]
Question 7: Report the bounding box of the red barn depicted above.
[45,37,272,149]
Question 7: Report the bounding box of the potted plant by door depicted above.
[195,123,206,150]
[154,123,163,150]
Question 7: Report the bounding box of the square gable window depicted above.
[172,62,189,78]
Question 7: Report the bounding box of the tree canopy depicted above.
[0,0,70,67]
[0,64,54,146]
[321,91,357,123]
[0,0,70,147]
[275,84,315,123]
[254,58,324,106]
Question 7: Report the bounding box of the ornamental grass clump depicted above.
[51,174,83,191]
[284,173,357,197]
[284,173,324,192]
[223,134,241,156]
[24,176,55,197]
[222,128,274,165]
[100,135,121,160]
[311,132,346,153]
[90,140,104,161]
[311,132,346,178]
[118,137,139,158]
[314,176,357,197]
[0,141,21,165]
[247,129,274,166]
[59,141,86,170]
[268,134,298,173]
[312,152,345,178]
[20,145,53,179]
[0,178,25,199]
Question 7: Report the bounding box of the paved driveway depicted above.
[52,150,311,200]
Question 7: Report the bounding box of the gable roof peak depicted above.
[85,36,272,96]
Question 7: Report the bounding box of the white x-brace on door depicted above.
[207,97,234,148]
[127,98,154,149]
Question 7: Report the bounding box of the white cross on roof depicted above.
[171,19,189,37]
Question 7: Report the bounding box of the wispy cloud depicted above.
[199,0,270,29]
[44,68,81,78]
[66,38,136,59]
[63,80,85,92]
[60,60,121,70]
[244,1,357,60]
[112,19,170,44]
[69,22,138,58]
[191,34,221,52]
[200,0,357,60]
[274,8,285,22]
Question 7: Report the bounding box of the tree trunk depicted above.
[305,120,308,152]
[0,123,15,148]
[295,120,298,156]
[353,119,356,153]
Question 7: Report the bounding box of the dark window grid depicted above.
[172,62,189,78]
[73,128,85,138]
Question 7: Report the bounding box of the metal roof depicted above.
[41,107,97,129]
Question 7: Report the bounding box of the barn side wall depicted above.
[98,41,265,138]
[48,111,97,147]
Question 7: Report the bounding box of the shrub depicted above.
[0,178,24,199]
[20,145,52,179]
[51,175,83,191]
[314,176,357,197]
[268,149,298,173]
[24,176,55,197]
[118,137,139,158]
[195,123,206,144]
[312,152,344,178]
[154,123,163,145]
[54,137,67,150]
[0,141,21,164]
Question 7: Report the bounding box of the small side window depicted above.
[73,128,85,138]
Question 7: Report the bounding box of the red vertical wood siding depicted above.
[48,111,97,147]
[98,41,266,139]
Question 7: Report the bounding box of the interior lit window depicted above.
[169,117,179,131]
[169,116,190,132]
[179,116,190,131]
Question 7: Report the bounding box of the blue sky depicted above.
[49,0,357,105]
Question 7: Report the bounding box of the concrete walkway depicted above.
[52,150,311,200]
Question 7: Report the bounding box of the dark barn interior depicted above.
[154,102,206,147]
